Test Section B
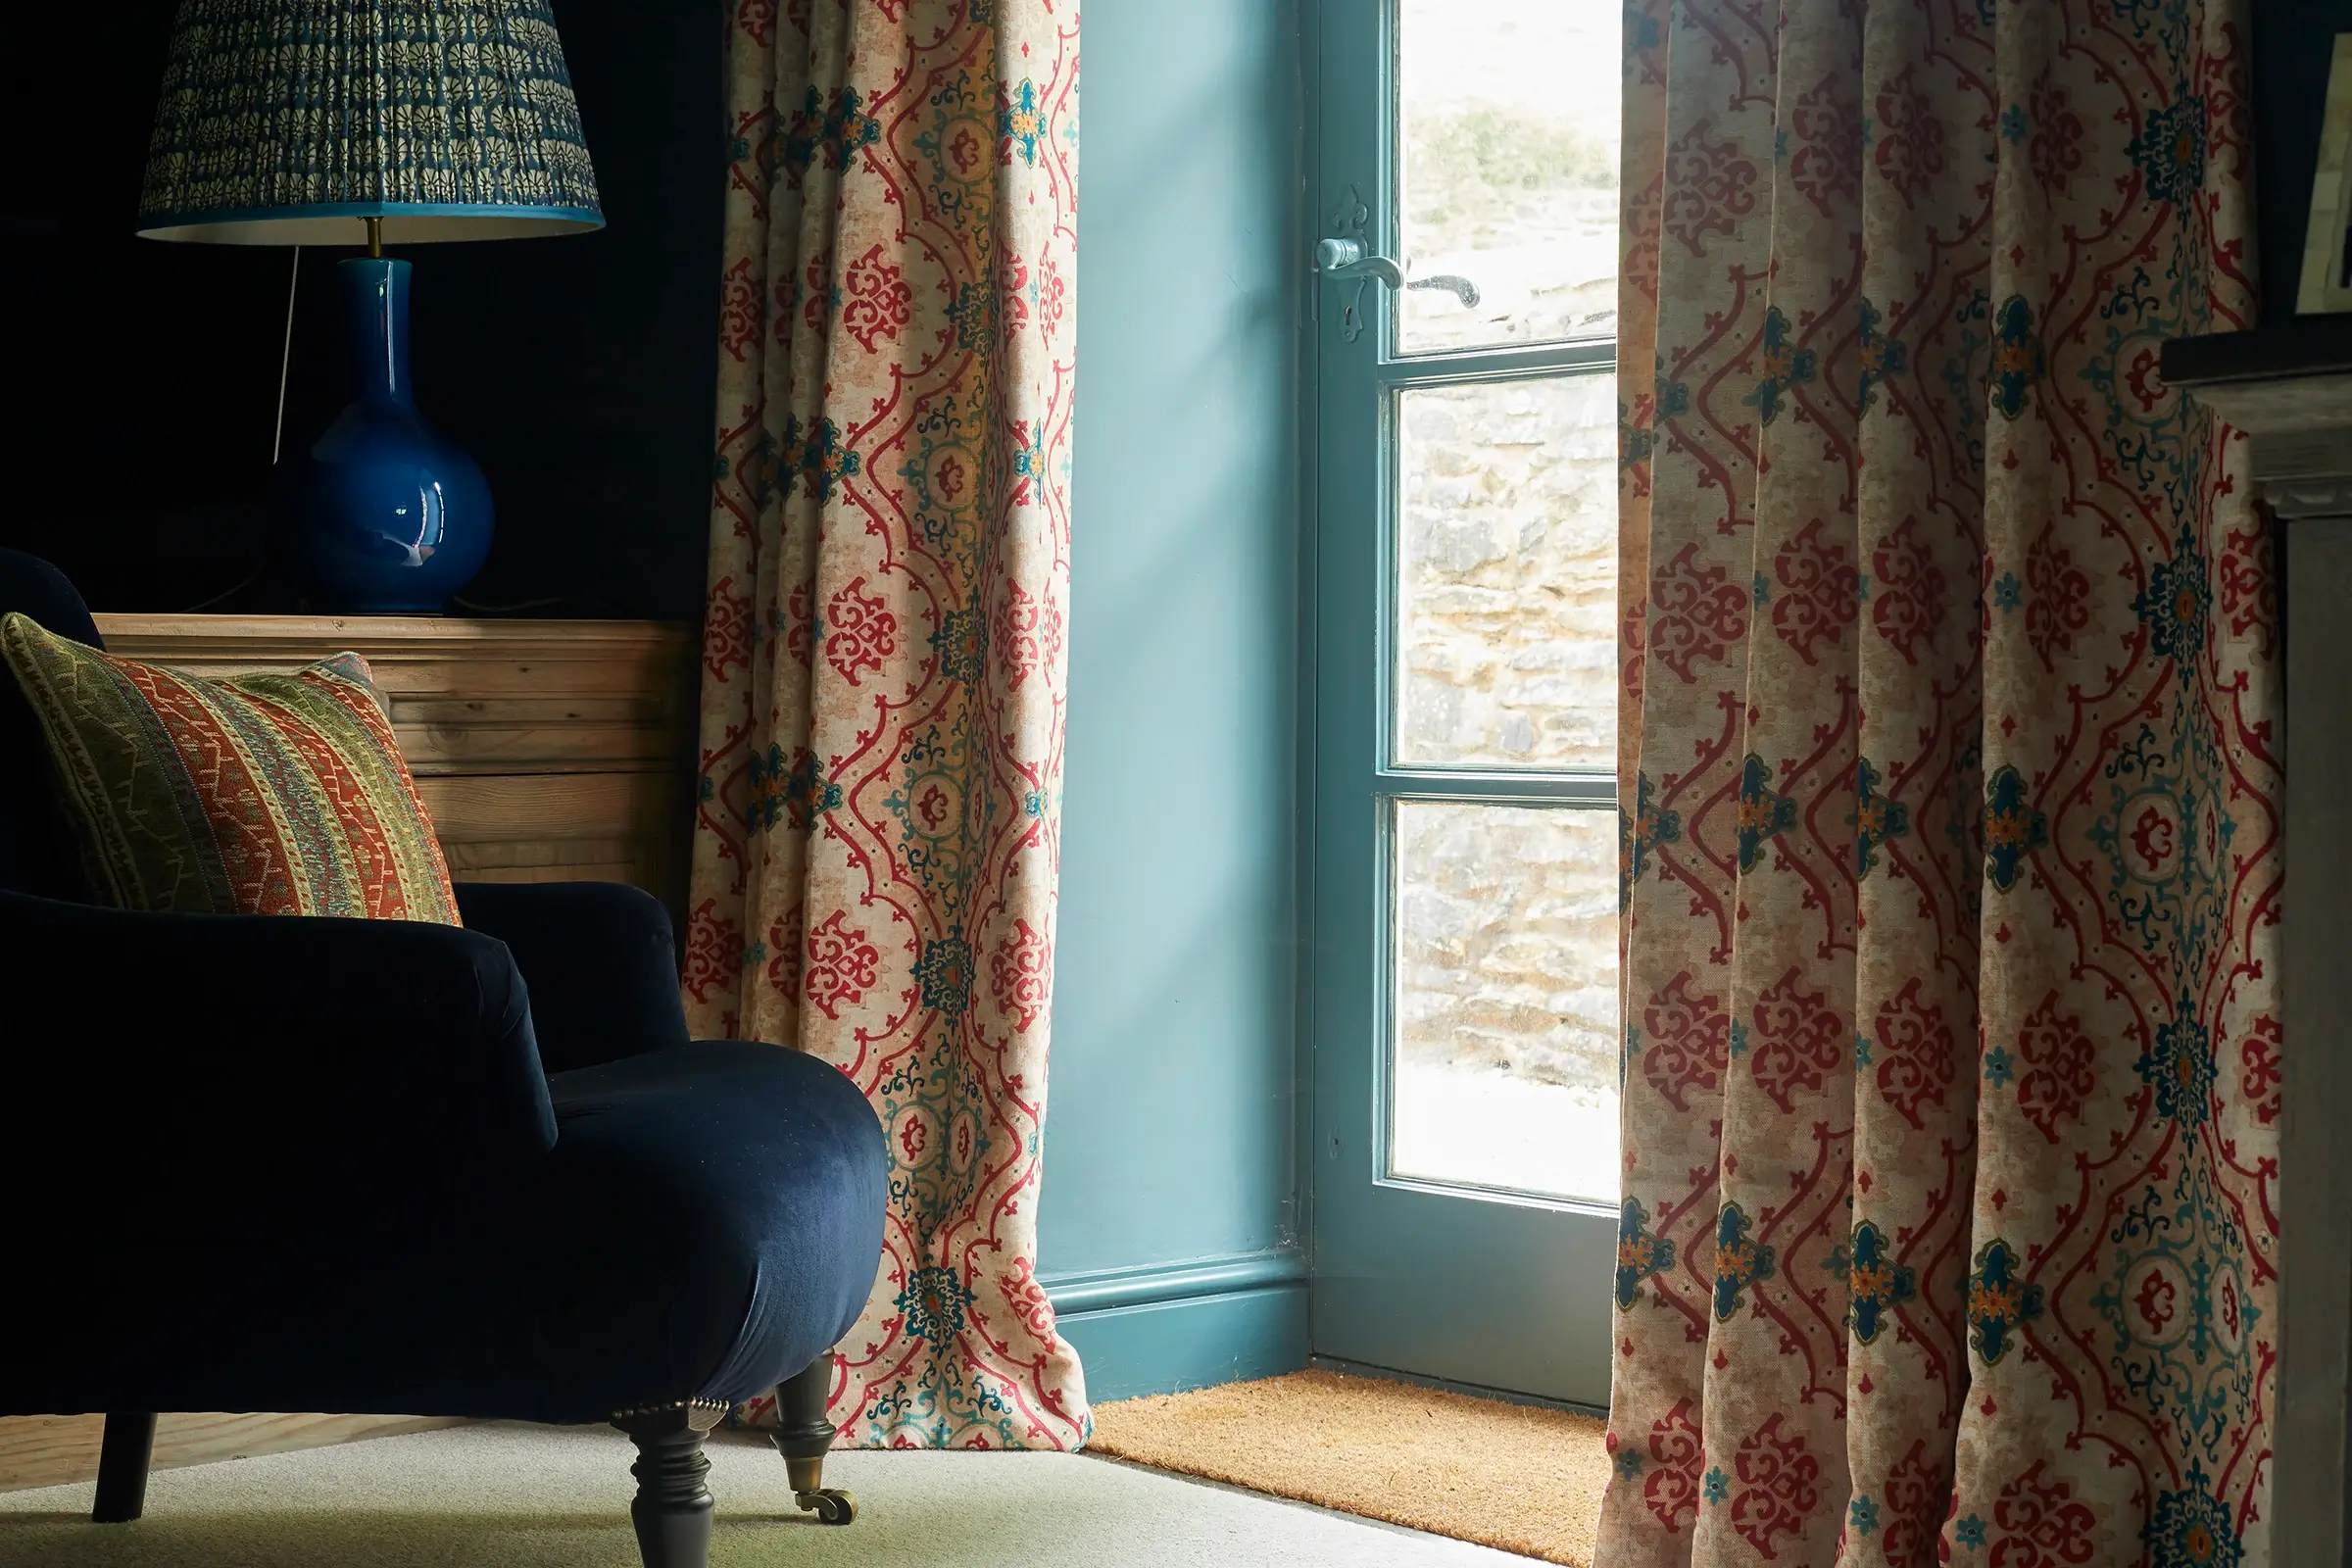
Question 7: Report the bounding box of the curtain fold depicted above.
[684,0,1088,1449]
[1607,0,2276,1561]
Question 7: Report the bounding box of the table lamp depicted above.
[134,0,604,613]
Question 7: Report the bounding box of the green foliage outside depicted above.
[1405,108,1615,246]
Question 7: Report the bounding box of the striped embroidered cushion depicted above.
[1,612,460,923]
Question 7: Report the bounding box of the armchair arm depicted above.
[452,881,691,1073]
[0,890,557,1241]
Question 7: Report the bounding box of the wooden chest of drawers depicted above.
[89,614,700,910]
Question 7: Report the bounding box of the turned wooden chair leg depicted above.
[612,1401,727,1568]
[772,1355,855,1524]
[91,1411,157,1524]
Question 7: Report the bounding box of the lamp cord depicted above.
[180,569,261,614]
[271,244,301,466]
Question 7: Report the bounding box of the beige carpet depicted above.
[0,1420,1532,1566]
[1088,1369,1608,1566]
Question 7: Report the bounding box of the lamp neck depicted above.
[339,258,414,409]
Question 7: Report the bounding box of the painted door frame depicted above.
[1301,0,1621,1406]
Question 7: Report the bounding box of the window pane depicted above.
[1396,0,1620,353]
[1395,374,1615,769]
[1391,800,1619,1201]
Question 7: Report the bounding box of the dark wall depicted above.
[0,0,720,620]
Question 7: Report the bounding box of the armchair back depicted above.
[0,550,102,899]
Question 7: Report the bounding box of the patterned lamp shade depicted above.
[136,0,602,244]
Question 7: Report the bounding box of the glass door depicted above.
[1308,0,1621,1406]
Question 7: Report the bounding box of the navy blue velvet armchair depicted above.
[0,550,887,1568]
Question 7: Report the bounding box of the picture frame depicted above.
[2299,34,2352,314]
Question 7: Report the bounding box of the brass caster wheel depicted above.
[796,1487,857,1525]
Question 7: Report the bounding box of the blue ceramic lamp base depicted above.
[269,258,492,613]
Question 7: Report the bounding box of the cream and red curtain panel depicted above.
[683,0,1088,1448]
[1606,0,2277,1562]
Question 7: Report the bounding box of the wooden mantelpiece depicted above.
[2166,325,2352,1565]
[88,613,701,909]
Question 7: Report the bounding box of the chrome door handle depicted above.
[1313,237,1480,308]
[1408,273,1482,308]
[1315,236,1403,287]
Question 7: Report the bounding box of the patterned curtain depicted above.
[1606,0,2276,1563]
[683,0,1088,1449]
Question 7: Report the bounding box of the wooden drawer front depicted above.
[417,772,681,893]
[391,696,678,774]
[90,615,697,777]
[88,613,698,907]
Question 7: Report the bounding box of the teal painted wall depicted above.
[1040,0,1305,1329]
